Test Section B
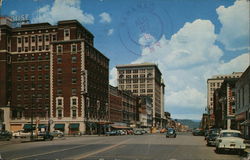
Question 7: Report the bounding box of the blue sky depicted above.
[2,0,249,120]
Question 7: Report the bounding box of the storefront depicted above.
[69,123,80,135]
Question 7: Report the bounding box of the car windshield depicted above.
[221,132,241,138]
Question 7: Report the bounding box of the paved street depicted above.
[0,133,243,160]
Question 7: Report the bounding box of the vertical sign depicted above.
[227,84,233,116]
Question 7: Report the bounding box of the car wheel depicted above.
[216,147,221,154]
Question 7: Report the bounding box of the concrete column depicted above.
[227,119,231,129]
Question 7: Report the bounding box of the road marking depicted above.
[73,139,131,160]
[12,139,109,160]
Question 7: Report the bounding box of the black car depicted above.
[37,132,54,141]
[166,128,176,138]
[206,133,219,146]
[0,130,12,141]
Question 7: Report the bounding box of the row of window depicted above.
[124,84,153,89]
[56,77,77,85]
[17,83,49,90]
[119,73,153,79]
[17,45,50,52]
[17,64,49,72]
[16,74,49,81]
[17,34,57,44]
[17,93,49,100]
[57,88,77,96]
[56,56,77,64]
[119,69,153,74]
[16,54,50,61]
[119,79,153,84]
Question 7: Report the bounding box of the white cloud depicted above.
[107,29,114,36]
[138,33,156,47]
[10,10,17,16]
[109,67,117,86]
[32,0,94,25]
[99,12,111,23]
[129,18,249,120]
[217,0,250,51]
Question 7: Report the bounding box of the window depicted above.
[57,57,62,63]
[72,78,77,84]
[24,47,28,52]
[57,68,62,74]
[45,45,49,50]
[45,55,49,60]
[72,56,77,63]
[17,75,21,81]
[72,109,77,118]
[133,70,138,73]
[31,46,35,51]
[17,37,22,43]
[18,47,22,52]
[52,35,57,41]
[38,46,42,51]
[38,75,43,80]
[57,89,62,95]
[24,56,29,61]
[24,37,28,43]
[45,35,49,41]
[126,70,131,74]
[38,55,43,60]
[31,75,35,81]
[72,88,77,95]
[38,84,43,90]
[38,65,42,71]
[24,75,28,81]
[57,110,62,118]
[57,78,62,85]
[71,44,77,53]
[31,36,35,43]
[17,85,22,90]
[45,84,49,90]
[24,84,29,90]
[72,98,77,105]
[57,45,62,53]
[44,64,49,70]
[72,67,77,73]
[31,66,35,71]
[38,35,42,42]
[64,29,70,37]
[17,66,22,72]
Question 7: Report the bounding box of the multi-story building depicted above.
[235,66,250,139]
[0,17,109,134]
[116,63,165,128]
[213,78,239,129]
[137,96,153,128]
[109,85,123,124]
[207,72,242,127]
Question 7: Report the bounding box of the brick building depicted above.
[0,18,109,134]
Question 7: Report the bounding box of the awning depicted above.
[23,124,35,130]
[97,121,113,125]
[69,123,79,129]
[54,124,65,129]
[38,124,47,128]
[111,125,131,129]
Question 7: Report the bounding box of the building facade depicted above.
[235,66,250,139]
[116,63,164,128]
[207,72,242,127]
[0,18,109,134]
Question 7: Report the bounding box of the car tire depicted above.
[216,147,221,154]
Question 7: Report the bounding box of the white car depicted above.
[51,130,64,137]
[215,129,246,154]
[12,130,31,138]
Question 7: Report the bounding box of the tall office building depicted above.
[207,72,242,127]
[116,63,165,127]
[0,18,109,134]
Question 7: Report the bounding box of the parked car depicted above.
[141,130,147,134]
[134,130,143,135]
[215,129,246,154]
[205,128,220,140]
[192,129,204,136]
[206,133,219,146]
[51,130,64,137]
[12,130,32,138]
[166,128,176,138]
[105,130,118,136]
[0,130,12,141]
[37,131,54,141]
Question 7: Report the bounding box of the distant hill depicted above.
[175,119,200,129]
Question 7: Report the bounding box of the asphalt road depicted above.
[0,132,243,160]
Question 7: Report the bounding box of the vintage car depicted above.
[215,129,246,154]
[166,128,176,138]
[0,130,12,141]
